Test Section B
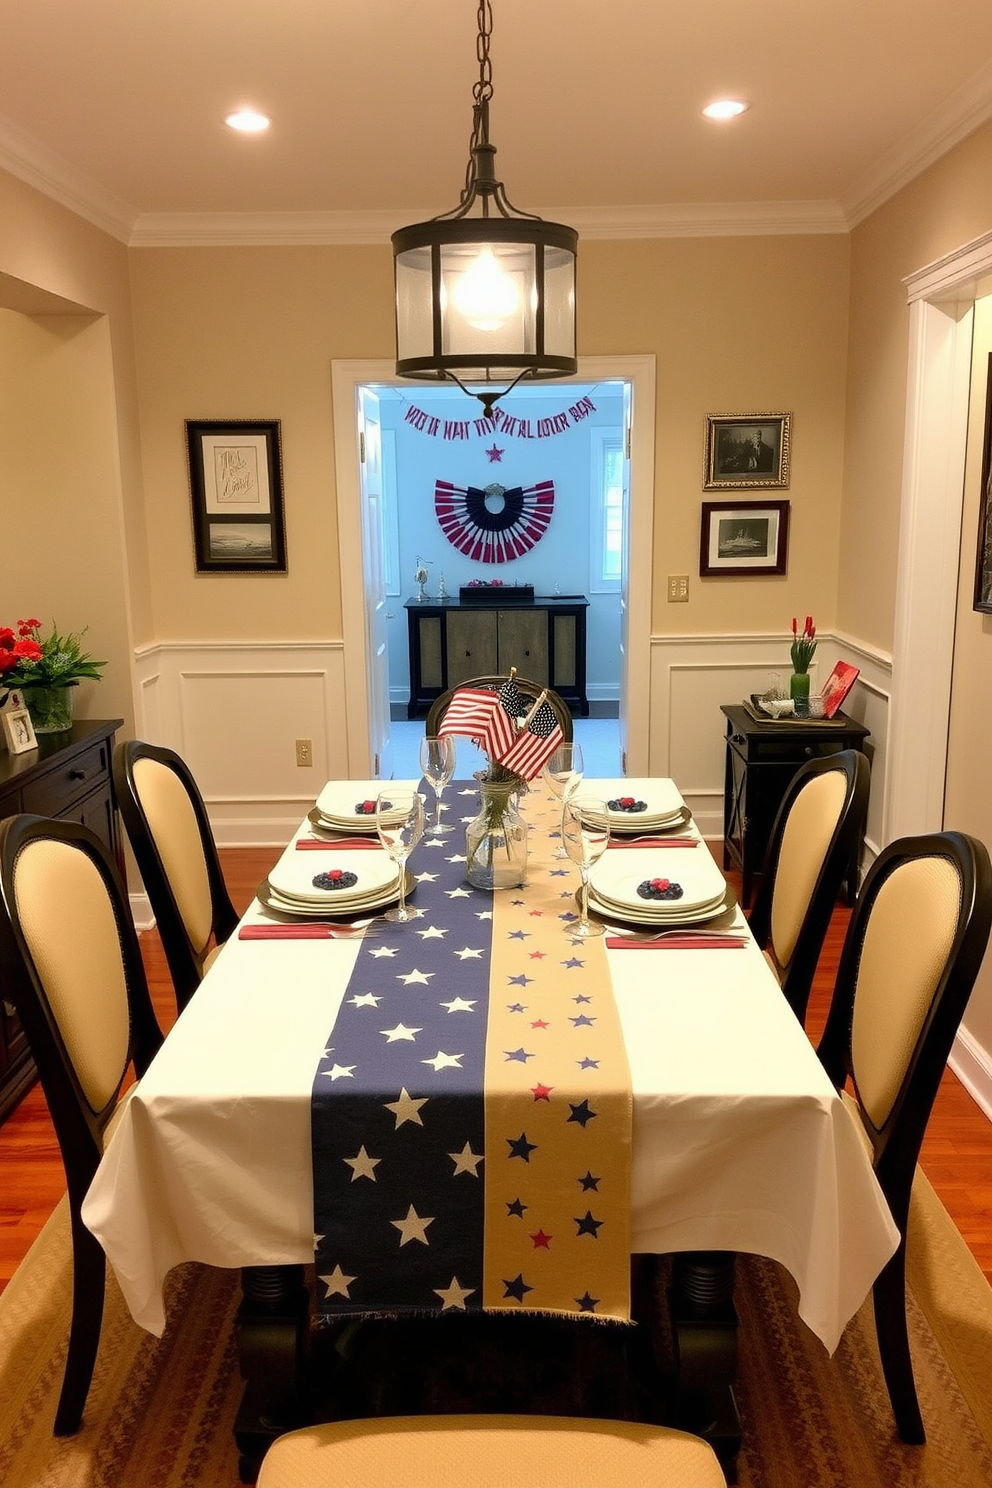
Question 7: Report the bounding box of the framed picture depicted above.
[700,499,790,577]
[2,704,37,755]
[186,419,287,573]
[703,412,791,489]
[974,356,992,613]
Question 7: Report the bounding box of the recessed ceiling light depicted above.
[225,109,270,133]
[702,99,748,121]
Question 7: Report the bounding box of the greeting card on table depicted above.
[821,661,859,719]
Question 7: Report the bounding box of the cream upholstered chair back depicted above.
[0,814,164,1436]
[815,830,992,1444]
[131,756,214,957]
[849,854,961,1133]
[747,749,870,1026]
[256,1415,726,1488]
[113,739,239,1013]
[769,768,848,970]
[12,836,131,1114]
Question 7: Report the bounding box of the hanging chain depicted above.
[460,0,494,203]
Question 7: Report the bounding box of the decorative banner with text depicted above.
[404,395,597,443]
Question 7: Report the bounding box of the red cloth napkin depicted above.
[295,838,381,850]
[607,837,699,849]
[605,935,746,950]
[240,924,346,940]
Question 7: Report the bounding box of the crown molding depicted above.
[127,199,847,248]
[843,57,992,228]
[0,113,134,243]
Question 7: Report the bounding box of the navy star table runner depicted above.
[311,781,631,1322]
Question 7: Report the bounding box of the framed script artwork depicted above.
[974,356,992,613]
[703,412,791,490]
[700,499,790,577]
[186,420,287,573]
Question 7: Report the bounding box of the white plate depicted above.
[314,779,420,831]
[589,845,727,916]
[258,869,415,920]
[588,884,738,929]
[583,777,686,829]
[268,841,400,906]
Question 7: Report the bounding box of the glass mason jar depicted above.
[23,683,75,734]
[465,778,528,890]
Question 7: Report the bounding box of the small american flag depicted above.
[498,700,563,780]
[497,676,529,718]
[438,687,517,761]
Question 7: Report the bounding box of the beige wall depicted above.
[129,234,852,650]
[841,118,992,651]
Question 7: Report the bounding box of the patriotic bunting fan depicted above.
[434,479,554,563]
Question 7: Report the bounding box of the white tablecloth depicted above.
[83,826,898,1352]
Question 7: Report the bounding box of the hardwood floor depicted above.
[1,848,991,1293]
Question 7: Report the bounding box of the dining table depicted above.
[82,774,899,1476]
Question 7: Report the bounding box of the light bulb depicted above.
[453,247,519,332]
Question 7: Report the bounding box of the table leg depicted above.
[669,1251,742,1480]
[234,1264,310,1482]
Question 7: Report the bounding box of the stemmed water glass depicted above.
[419,735,457,837]
[376,788,424,923]
[561,795,611,937]
[543,741,584,858]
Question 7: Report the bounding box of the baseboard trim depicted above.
[949,1023,992,1125]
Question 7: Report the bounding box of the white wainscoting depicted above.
[133,640,349,847]
[646,630,893,869]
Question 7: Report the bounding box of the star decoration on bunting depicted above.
[485,443,504,462]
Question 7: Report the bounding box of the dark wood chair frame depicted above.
[113,739,239,1013]
[816,830,992,1442]
[425,674,573,744]
[747,749,870,1025]
[0,814,164,1435]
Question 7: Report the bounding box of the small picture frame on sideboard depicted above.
[2,704,38,755]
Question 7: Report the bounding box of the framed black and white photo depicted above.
[974,356,992,613]
[700,499,790,577]
[704,412,791,489]
[186,419,287,573]
[2,704,37,755]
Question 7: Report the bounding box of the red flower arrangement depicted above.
[0,620,44,682]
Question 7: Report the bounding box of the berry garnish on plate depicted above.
[608,796,647,813]
[637,877,684,902]
[312,869,359,891]
[355,798,388,815]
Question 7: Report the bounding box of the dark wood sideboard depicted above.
[720,703,870,908]
[405,595,590,719]
[0,718,123,1122]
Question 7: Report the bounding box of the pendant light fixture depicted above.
[391,0,578,417]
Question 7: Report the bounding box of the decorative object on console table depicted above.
[1,618,107,734]
[460,581,535,605]
[0,719,124,1120]
[703,412,791,489]
[1,701,37,755]
[820,659,860,719]
[789,614,817,718]
[186,419,286,573]
[720,703,870,909]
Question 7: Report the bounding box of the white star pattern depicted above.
[349,992,381,1008]
[440,997,476,1013]
[422,1050,464,1072]
[368,946,399,959]
[381,1022,422,1042]
[398,968,434,985]
[324,1063,356,1081]
[446,887,472,898]
[384,1088,428,1127]
[390,1205,434,1246]
[415,871,439,883]
[454,947,484,960]
[343,1145,381,1181]
[435,1277,475,1310]
[320,1265,356,1297]
[417,924,447,938]
[449,1142,484,1176]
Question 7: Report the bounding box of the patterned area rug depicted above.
[1,1172,990,1486]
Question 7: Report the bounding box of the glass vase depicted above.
[465,778,528,890]
[23,684,74,734]
[789,671,811,718]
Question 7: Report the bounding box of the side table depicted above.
[720,703,870,908]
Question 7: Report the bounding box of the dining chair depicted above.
[0,813,164,1435]
[816,829,992,1442]
[113,739,238,1013]
[255,1414,727,1487]
[747,748,870,1026]
[426,674,573,742]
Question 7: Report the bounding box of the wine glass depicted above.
[561,795,611,938]
[376,789,425,923]
[543,741,584,858]
[419,735,457,837]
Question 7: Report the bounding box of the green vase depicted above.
[789,671,811,718]
[23,684,74,734]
